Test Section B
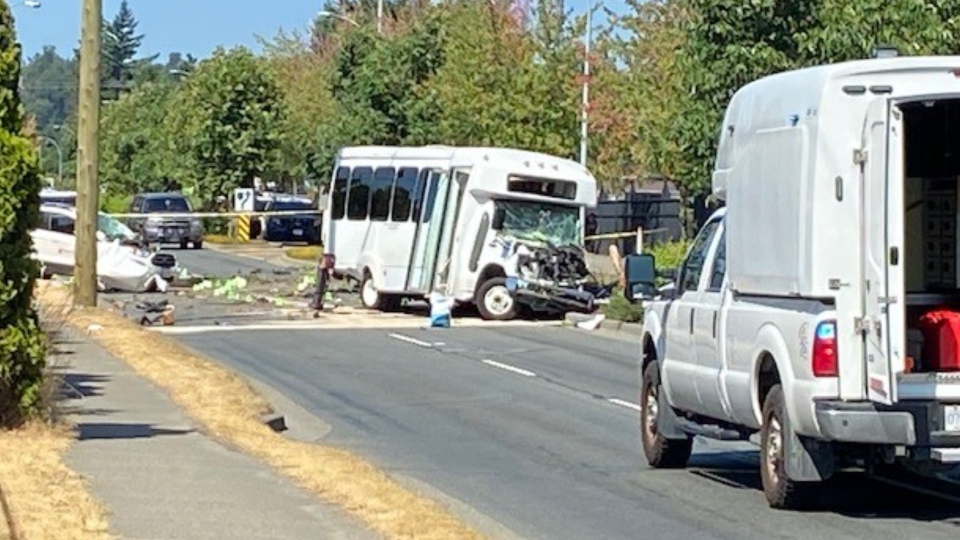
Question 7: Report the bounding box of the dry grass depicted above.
[0,423,112,540]
[203,233,244,245]
[284,245,323,261]
[0,282,112,540]
[36,283,486,540]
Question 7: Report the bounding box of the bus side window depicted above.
[347,167,373,220]
[370,167,396,221]
[412,169,432,222]
[392,167,419,222]
[331,167,350,220]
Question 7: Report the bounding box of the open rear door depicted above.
[861,98,906,405]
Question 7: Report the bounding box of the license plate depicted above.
[944,405,960,432]
[293,229,303,236]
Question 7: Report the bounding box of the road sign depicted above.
[233,188,254,212]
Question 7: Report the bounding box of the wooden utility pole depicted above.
[73,0,102,307]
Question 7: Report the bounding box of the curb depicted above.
[562,312,642,336]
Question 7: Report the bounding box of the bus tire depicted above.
[476,277,517,321]
[360,271,400,311]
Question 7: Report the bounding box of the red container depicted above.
[917,310,960,372]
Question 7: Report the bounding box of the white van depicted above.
[322,145,598,320]
[625,55,960,509]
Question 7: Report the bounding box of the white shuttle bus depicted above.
[321,145,598,320]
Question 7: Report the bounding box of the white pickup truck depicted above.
[625,54,960,510]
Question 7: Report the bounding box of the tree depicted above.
[0,0,46,427]
[102,0,158,100]
[606,0,689,187]
[416,0,578,156]
[176,47,286,208]
[99,80,184,198]
[261,30,343,189]
[799,0,960,62]
[673,0,818,201]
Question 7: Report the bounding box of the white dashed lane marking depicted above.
[481,359,537,378]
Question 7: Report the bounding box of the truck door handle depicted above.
[689,309,695,334]
[712,311,718,338]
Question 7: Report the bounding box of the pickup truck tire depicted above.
[640,361,692,469]
[760,385,821,510]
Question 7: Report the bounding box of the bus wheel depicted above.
[476,277,517,321]
[360,271,400,311]
[360,272,383,310]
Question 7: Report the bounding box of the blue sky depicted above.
[12,0,619,61]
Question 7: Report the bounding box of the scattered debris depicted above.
[135,300,176,326]
[576,313,607,331]
[86,323,103,334]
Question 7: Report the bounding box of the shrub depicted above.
[648,239,691,271]
[0,3,46,427]
[602,289,644,323]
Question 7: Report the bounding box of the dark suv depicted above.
[128,192,204,249]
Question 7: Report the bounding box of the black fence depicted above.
[586,195,684,255]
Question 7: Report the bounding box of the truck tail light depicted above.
[812,320,839,377]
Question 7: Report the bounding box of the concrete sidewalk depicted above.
[54,329,378,540]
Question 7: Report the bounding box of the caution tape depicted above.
[584,228,667,241]
[106,210,323,219]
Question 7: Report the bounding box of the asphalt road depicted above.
[175,325,960,540]
[172,246,287,278]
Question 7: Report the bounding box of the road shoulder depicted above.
[37,281,488,540]
[59,329,376,540]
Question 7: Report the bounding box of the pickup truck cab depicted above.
[626,55,960,510]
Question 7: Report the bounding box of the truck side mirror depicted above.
[623,253,658,302]
[492,208,506,230]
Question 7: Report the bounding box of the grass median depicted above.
[36,282,486,540]
[284,245,323,261]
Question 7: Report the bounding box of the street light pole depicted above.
[316,10,360,27]
[579,3,594,167]
[74,0,102,307]
[39,136,62,186]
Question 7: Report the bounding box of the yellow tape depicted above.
[584,228,667,241]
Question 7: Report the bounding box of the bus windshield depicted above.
[496,200,581,247]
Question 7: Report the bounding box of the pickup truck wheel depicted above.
[760,385,821,510]
[640,361,692,469]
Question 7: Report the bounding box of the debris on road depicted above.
[428,293,453,328]
[135,300,176,326]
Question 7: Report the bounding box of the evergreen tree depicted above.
[102,0,158,100]
[0,0,46,427]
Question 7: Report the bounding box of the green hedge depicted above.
[0,6,46,427]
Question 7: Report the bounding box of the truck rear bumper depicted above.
[815,399,960,448]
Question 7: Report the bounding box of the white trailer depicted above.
[625,55,960,509]
[321,145,598,320]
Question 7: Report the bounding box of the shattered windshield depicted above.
[98,213,137,242]
[495,200,581,247]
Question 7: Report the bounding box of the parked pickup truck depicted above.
[625,54,960,510]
